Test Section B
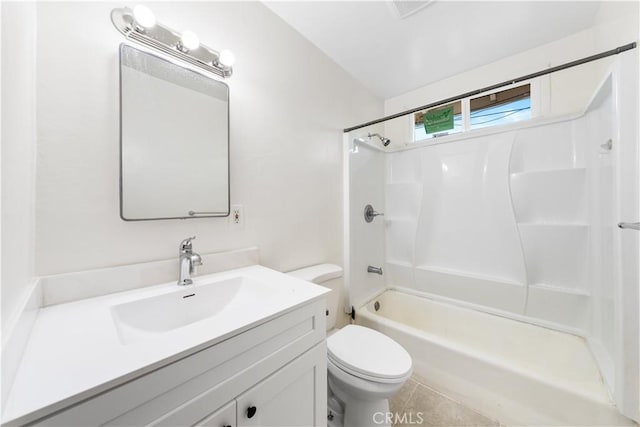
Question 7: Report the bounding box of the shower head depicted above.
[368,133,391,147]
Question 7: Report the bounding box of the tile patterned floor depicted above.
[389,376,501,427]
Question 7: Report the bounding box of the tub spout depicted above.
[367,266,383,275]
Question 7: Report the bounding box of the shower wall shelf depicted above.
[385,260,414,267]
[528,283,590,296]
[414,265,523,286]
[516,223,589,227]
[385,181,421,267]
[509,121,584,174]
[519,224,588,291]
[510,167,586,224]
[510,167,587,176]
[509,119,589,327]
[525,285,591,330]
[413,265,525,313]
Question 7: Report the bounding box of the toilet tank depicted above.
[287,264,348,331]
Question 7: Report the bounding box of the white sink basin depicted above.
[111,275,277,344]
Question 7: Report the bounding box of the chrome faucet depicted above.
[178,236,203,286]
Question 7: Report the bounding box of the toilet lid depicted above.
[327,325,412,380]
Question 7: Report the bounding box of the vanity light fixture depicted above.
[178,30,200,53]
[218,49,236,67]
[132,5,155,31]
[111,6,234,78]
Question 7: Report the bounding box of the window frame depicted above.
[410,79,540,144]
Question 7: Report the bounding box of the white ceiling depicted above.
[264,1,602,99]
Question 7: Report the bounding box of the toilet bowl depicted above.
[327,324,412,427]
[287,264,413,427]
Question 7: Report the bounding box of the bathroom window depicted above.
[414,101,463,141]
[412,82,534,142]
[470,84,531,130]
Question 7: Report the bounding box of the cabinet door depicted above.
[236,342,327,427]
[195,400,236,427]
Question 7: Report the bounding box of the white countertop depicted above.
[2,265,329,425]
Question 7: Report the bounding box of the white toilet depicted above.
[287,264,413,427]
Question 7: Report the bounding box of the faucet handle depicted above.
[191,253,203,267]
[179,236,196,251]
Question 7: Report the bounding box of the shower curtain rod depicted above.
[344,41,637,133]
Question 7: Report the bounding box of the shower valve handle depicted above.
[364,204,384,223]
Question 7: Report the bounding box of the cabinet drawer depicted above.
[195,400,235,427]
[237,342,327,427]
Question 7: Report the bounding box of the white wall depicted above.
[33,2,382,277]
[592,1,639,48]
[382,1,639,149]
[1,3,37,329]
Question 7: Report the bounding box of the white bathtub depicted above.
[357,290,633,426]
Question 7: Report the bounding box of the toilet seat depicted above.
[327,325,412,383]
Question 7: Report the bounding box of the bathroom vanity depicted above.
[2,264,329,426]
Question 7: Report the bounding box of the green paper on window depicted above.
[424,106,454,133]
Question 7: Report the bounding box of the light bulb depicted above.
[180,30,200,51]
[133,5,155,29]
[218,49,235,67]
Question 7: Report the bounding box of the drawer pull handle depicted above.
[247,405,257,418]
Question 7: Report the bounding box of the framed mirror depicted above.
[119,44,229,220]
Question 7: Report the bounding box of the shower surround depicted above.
[346,59,639,425]
[385,117,587,330]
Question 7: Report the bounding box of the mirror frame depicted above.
[118,44,230,221]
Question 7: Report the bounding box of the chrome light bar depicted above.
[111,6,234,78]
